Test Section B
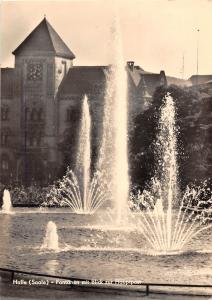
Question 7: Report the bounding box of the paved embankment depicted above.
[0,270,211,300]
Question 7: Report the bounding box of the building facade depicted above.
[0,18,167,186]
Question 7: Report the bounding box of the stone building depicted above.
[0,18,167,186]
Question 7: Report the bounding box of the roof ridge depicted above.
[45,18,75,59]
[43,18,56,56]
[73,66,108,68]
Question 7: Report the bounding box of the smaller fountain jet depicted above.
[1,189,13,214]
[45,95,109,213]
[42,221,59,251]
[46,168,108,214]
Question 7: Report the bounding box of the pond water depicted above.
[0,208,211,285]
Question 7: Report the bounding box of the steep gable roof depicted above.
[127,65,166,95]
[12,17,75,59]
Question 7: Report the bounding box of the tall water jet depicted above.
[76,94,91,211]
[45,95,108,213]
[42,221,59,251]
[1,189,12,213]
[98,13,129,223]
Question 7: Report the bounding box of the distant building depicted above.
[0,18,166,186]
[166,76,190,87]
[188,75,212,86]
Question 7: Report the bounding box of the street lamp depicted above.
[196,29,200,85]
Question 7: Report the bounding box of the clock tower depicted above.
[12,17,75,185]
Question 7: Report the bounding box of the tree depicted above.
[129,84,212,191]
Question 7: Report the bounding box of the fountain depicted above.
[42,221,59,251]
[42,14,211,253]
[133,94,212,253]
[76,94,91,211]
[1,10,212,290]
[45,95,108,213]
[43,11,130,220]
[110,16,129,223]
[45,14,130,220]
[1,189,12,213]
[97,15,129,224]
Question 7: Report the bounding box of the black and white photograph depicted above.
[0,0,212,299]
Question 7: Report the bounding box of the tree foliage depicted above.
[129,84,212,191]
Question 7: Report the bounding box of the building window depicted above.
[27,136,35,147]
[31,108,37,121]
[25,107,30,121]
[25,107,43,122]
[1,107,9,121]
[1,132,9,146]
[2,159,9,170]
[37,108,43,121]
[29,136,34,147]
[1,155,9,171]
[26,134,42,148]
[37,136,42,146]
[67,109,72,122]
[62,60,67,75]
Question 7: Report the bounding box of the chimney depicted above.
[127,61,134,71]
[159,70,167,86]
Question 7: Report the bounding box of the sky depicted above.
[0,0,212,79]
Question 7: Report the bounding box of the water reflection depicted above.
[43,259,59,275]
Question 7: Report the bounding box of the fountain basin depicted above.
[0,208,211,285]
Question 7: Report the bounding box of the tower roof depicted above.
[12,17,75,59]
